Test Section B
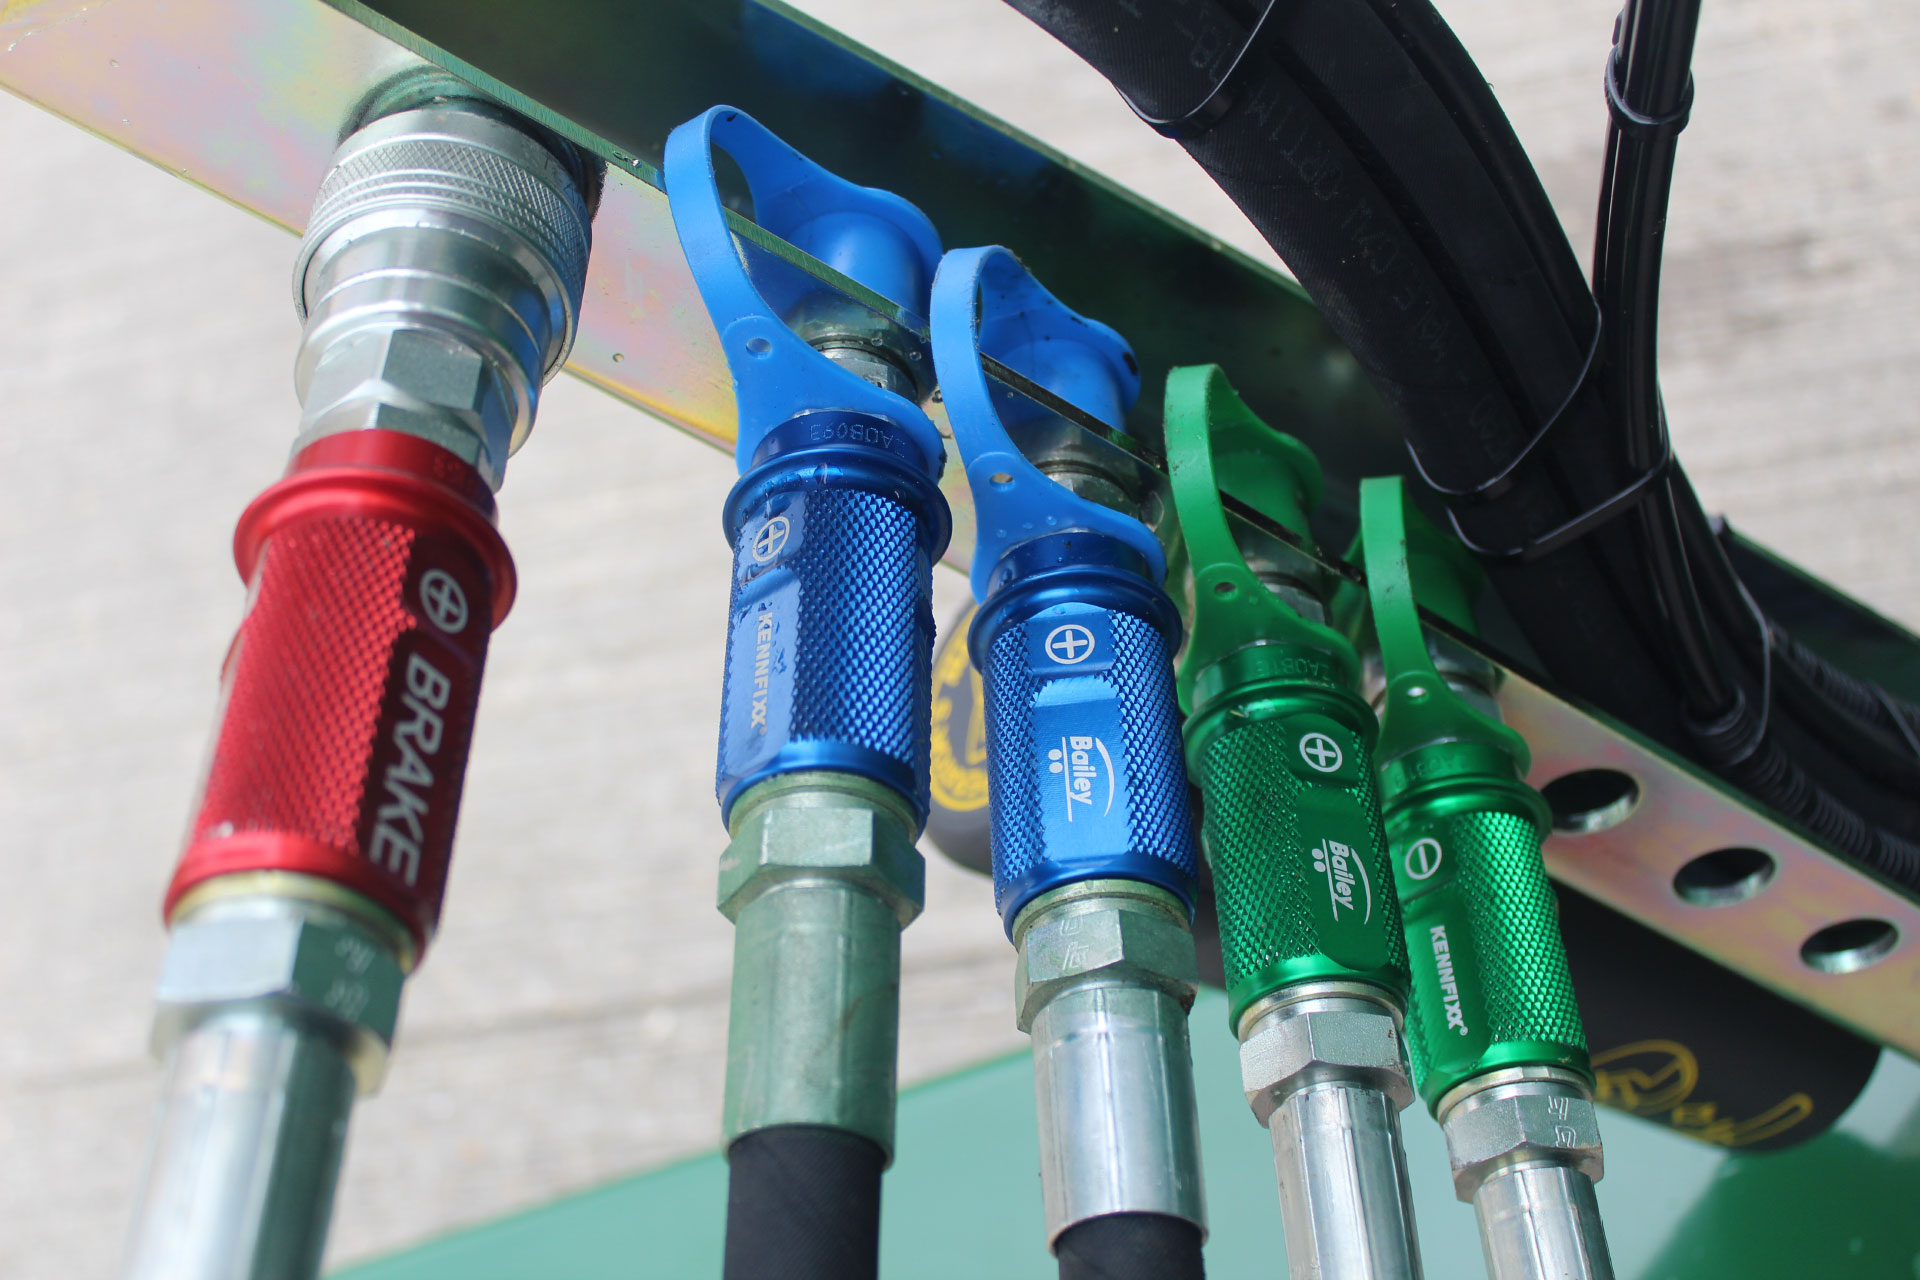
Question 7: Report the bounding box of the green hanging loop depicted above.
[1358,474,1531,774]
[1165,364,1357,717]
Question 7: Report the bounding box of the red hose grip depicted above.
[165,431,516,955]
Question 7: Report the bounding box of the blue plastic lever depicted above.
[930,245,1164,600]
[663,105,945,473]
[929,246,1196,930]
[665,106,951,826]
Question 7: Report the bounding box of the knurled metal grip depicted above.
[664,107,951,825]
[719,424,945,822]
[1386,773,1588,1107]
[166,431,513,956]
[1359,474,1592,1110]
[1197,692,1410,1023]
[973,565,1198,932]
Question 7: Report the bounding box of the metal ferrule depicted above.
[717,771,925,1157]
[791,294,930,404]
[1012,879,1206,1246]
[125,892,407,1280]
[1439,1067,1612,1280]
[291,105,593,490]
[1238,981,1424,1280]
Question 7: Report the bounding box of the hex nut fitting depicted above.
[299,327,516,483]
[1014,888,1199,1033]
[1441,1080,1604,1201]
[153,907,405,1094]
[717,793,925,927]
[1239,999,1415,1127]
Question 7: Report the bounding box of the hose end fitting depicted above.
[1013,879,1206,1247]
[718,772,925,1158]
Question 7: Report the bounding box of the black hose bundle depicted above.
[1003,0,1920,888]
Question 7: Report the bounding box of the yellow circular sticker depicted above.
[930,607,989,813]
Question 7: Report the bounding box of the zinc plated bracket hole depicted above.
[1541,768,1640,835]
[1800,919,1900,975]
[1672,847,1778,907]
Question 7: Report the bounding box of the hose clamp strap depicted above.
[1605,46,1695,138]
[1121,0,1282,140]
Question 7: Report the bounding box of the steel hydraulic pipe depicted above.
[663,107,952,1280]
[1164,365,1423,1279]
[932,246,1207,1274]
[1360,477,1613,1280]
[123,91,593,1280]
[1244,988,1422,1280]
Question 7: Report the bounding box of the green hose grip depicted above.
[1166,366,1409,1025]
[1358,476,1590,1110]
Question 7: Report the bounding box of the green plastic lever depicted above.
[1166,365,1409,1026]
[1358,475,1589,1109]
[1167,365,1356,715]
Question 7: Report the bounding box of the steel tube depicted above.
[1440,1071,1612,1280]
[1267,1080,1424,1280]
[717,772,924,1155]
[1472,1163,1613,1280]
[1013,882,1205,1246]
[723,877,906,1146]
[1029,980,1206,1241]
[123,1010,358,1280]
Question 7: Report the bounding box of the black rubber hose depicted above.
[723,1126,885,1280]
[1004,0,1920,869]
[1056,1213,1206,1280]
[1002,0,1696,759]
[1593,0,1737,721]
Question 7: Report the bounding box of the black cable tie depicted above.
[1121,0,1282,140]
[1445,396,1675,564]
[1605,46,1693,138]
[1404,302,1605,506]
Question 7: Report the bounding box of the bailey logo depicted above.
[1048,734,1115,821]
[1311,837,1373,924]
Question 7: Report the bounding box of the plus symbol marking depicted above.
[1044,623,1097,666]
[1298,732,1344,774]
[751,515,791,563]
[418,569,469,635]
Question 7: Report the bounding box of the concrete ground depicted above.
[0,0,1914,1275]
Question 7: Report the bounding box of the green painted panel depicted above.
[337,991,1920,1279]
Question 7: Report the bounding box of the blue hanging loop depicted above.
[931,245,1195,929]
[931,245,1163,600]
[663,105,945,474]
[665,106,952,825]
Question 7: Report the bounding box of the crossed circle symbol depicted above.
[1044,624,1097,666]
[752,516,791,563]
[418,569,469,635]
[1405,837,1445,881]
[1298,731,1344,774]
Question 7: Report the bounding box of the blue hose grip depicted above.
[665,107,951,825]
[971,556,1198,931]
[930,245,1197,930]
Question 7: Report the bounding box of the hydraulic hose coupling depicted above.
[1356,476,1613,1280]
[931,245,1206,1262]
[664,106,948,1273]
[1164,366,1422,1280]
[128,99,593,1280]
